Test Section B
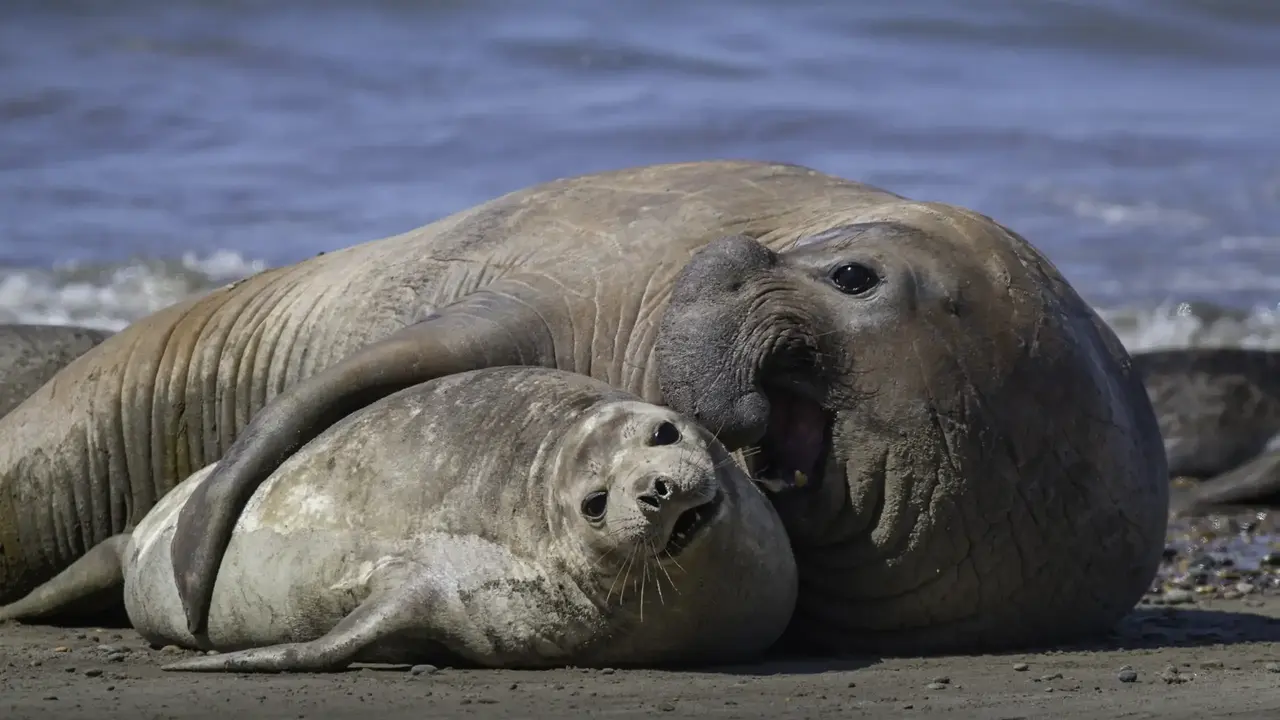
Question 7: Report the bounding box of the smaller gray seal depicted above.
[1134,347,1280,515]
[0,323,112,419]
[0,367,797,672]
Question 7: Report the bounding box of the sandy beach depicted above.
[5,508,1280,720]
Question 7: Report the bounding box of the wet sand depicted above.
[4,510,1280,719]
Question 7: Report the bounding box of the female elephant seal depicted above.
[0,368,797,671]
[0,160,1167,655]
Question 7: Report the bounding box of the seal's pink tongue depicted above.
[761,394,826,489]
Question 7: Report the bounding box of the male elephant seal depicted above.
[0,367,797,671]
[0,324,113,418]
[0,160,1166,655]
[1133,347,1280,515]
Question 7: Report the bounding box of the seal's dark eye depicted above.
[649,421,682,447]
[581,491,608,521]
[830,263,879,295]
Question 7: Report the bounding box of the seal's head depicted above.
[544,395,798,664]
[552,401,738,567]
[655,202,1168,655]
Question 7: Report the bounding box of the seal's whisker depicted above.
[661,547,686,579]
[645,540,669,607]
[607,544,637,606]
[618,544,639,607]
[653,545,680,597]
[639,553,648,622]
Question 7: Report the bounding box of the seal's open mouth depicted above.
[751,390,831,495]
[663,491,722,557]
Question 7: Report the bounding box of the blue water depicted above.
[1,0,1278,346]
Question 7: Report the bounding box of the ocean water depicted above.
[1,0,1278,351]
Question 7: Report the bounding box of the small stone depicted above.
[657,703,676,712]
[1237,582,1256,595]
[600,667,616,675]
[1200,661,1225,669]
[1012,662,1029,671]
[29,660,42,667]
[97,644,126,654]
[75,633,87,640]
[1117,669,1138,683]
[206,650,219,656]
[931,676,950,685]
[409,664,438,676]
[926,682,948,690]
[52,646,69,653]
[160,645,182,654]
[63,667,76,673]
[1162,589,1194,605]
[1264,662,1280,673]
[105,653,125,663]
[83,668,103,677]
[1040,673,1063,681]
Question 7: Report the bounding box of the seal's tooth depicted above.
[793,471,808,488]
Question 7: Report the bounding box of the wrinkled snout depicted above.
[657,235,782,450]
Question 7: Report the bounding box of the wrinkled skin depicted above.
[0,324,113,419]
[0,160,888,619]
[656,215,1168,655]
[1133,347,1280,515]
[0,160,1165,655]
[1,368,797,671]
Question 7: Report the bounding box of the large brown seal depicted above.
[653,223,1167,654]
[0,324,112,418]
[0,368,797,671]
[1133,347,1280,514]
[0,160,1167,654]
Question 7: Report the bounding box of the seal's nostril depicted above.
[638,494,661,510]
[654,478,672,499]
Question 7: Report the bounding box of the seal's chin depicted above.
[662,490,723,558]
[749,390,831,495]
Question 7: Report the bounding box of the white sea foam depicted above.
[2,250,1279,353]
[0,251,266,331]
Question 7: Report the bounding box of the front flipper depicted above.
[0,534,130,623]
[163,571,433,673]
[1171,442,1280,517]
[172,287,560,636]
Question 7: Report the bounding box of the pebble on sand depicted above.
[1118,669,1138,683]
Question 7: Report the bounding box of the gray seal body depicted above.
[1134,347,1280,514]
[0,324,112,419]
[0,368,797,672]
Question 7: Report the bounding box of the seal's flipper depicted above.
[1171,445,1280,517]
[171,285,560,636]
[161,576,430,673]
[0,534,129,622]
